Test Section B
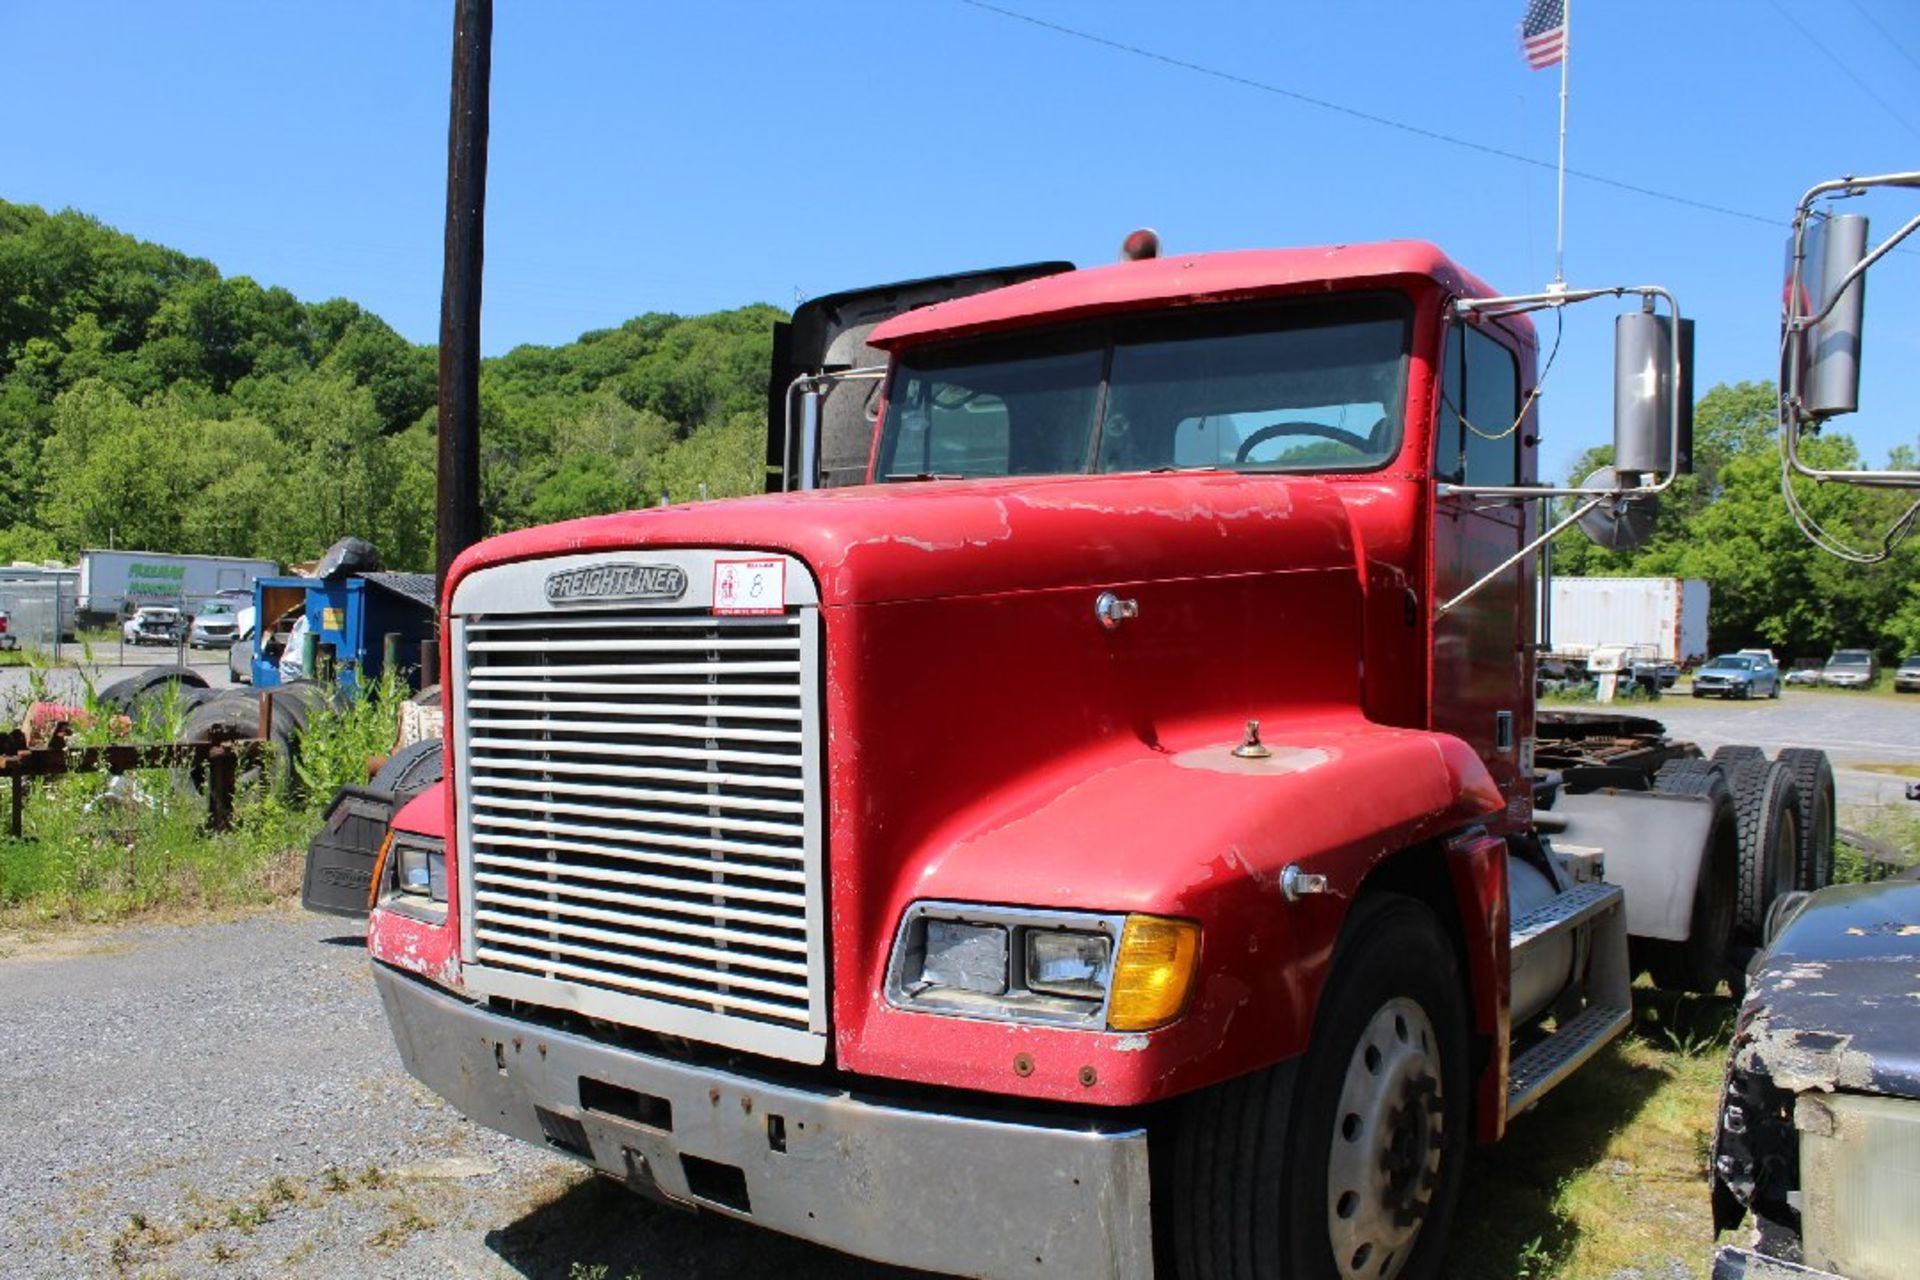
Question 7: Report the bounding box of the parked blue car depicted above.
[1691,653,1781,699]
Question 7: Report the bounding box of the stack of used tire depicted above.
[94,666,214,734]
[174,679,340,797]
[1639,744,1836,993]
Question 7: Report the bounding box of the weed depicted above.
[569,1265,611,1280]
[1835,808,1920,884]
[208,1240,239,1263]
[1512,1235,1556,1280]
[321,1166,352,1194]
[358,1164,389,1189]
[294,668,404,799]
[368,1203,434,1248]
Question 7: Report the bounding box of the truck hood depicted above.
[1738,879,1920,1099]
[446,472,1360,608]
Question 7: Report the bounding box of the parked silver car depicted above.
[1821,648,1878,688]
[1895,655,1920,694]
[189,600,240,649]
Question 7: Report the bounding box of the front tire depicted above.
[1167,894,1469,1280]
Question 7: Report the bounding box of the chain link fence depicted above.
[0,580,76,658]
[0,581,243,672]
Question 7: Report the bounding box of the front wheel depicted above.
[1165,894,1469,1280]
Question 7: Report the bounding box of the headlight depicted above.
[922,920,1009,995]
[1026,930,1111,999]
[887,902,1199,1031]
[1798,1093,1920,1278]
[389,835,446,906]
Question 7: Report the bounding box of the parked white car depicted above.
[122,607,183,646]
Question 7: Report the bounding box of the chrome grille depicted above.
[454,584,826,1064]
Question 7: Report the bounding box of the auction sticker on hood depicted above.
[712,558,785,616]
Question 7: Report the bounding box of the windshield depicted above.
[198,602,234,617]
[1705,656,1753,671]
[875,295,1412,481]
[1828,651,1872,666]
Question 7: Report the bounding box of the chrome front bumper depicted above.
[374,965,1154,1279]
[1712,1245,1845,1279]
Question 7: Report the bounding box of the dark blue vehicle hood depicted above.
[1742,879,1920,1099]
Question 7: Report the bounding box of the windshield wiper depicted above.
[882,472,966,482]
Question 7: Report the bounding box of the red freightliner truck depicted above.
[365,239,1827,1279]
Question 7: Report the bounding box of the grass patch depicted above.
[0,667,406,926]
[1836,806,1920,882]
[1855,761,1920,780]
[1539,682,1666,707]
[1784,672,1913,700]
[1447,987,1733,1280]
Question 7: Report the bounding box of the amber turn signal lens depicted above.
[1107,915,1201,1031]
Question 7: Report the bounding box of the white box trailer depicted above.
[78,549,279,621]
[1547,576,1710,664]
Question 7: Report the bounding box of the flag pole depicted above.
[1552,0,1571,289]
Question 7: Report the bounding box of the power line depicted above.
[1771,0,1920,143]
[1847,0,1920,78]
[954,0,1780,228]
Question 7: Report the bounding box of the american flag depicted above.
[1521,0,1567,70]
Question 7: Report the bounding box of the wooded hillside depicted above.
[0,199,777,571]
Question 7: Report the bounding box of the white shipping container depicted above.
[1546,576,1709,663]
[78,549,279,617]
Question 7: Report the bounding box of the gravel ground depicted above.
[0,910,928,1280]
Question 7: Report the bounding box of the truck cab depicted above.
[365,241,1768,1279]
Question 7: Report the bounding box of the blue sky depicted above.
[3,0,1915,484]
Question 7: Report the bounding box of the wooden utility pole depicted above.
[436,0,492,592]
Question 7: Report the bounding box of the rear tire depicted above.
[1635,767,1743,997]
[1166,894,1468,1280]
[1774,748,1836,890]
[1711,745,1766,770]
[1726,762,1801,943]
[1642,764,1740,993]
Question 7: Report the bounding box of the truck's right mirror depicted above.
[1785,212,1870,422]
[1612,312,1694,478]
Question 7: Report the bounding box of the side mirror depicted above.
[1612,312,1693,479]
[1786,212,1869,422]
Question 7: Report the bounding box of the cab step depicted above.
[1507,1002,1632,1119]
[1511,880,1623,954]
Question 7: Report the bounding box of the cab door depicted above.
[1430,323,1533,829]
